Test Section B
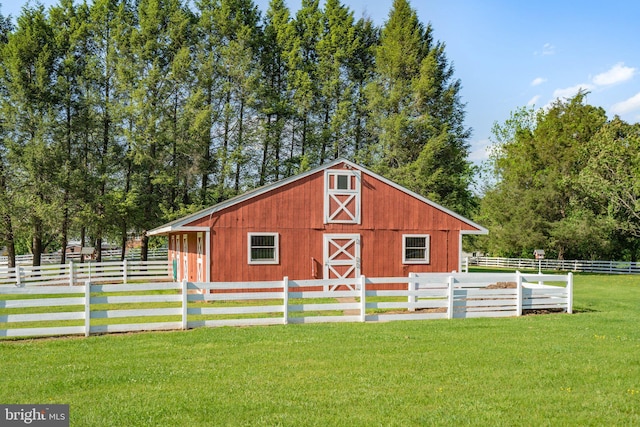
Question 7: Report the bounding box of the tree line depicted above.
[0,0,473,266]
[477,92,640,262]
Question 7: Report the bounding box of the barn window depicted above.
[337,174,349,190]
[403,234,430,264]
[248,233,279,264]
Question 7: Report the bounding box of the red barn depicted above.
[148,159,487,283]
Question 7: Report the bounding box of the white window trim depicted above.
[248,232,279,265]
[403,234,430,264]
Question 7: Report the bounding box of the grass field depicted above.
[0,273,638,426]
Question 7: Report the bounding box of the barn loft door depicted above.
[323,234,360,291]
[324,169,361,224]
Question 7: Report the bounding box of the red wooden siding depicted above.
[168,232,200,282]
[182,165,479,282]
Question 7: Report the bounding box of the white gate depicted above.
[323,234,360,291]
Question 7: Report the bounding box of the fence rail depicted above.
[0,248,168,266]
[0,260,169,287]
[468,256,640,274]
[0,272,572,339]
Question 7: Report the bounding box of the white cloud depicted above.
[542,43,555,55]
[593,62,636,86]
[534,43,555,56]
[527,95,541,106]
[531,77,547,86]
[469,139,491,163]
[611,92,640,115]
[552,84,594,100]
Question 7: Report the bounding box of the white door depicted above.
[175,235,181,281]
[182,234,189,281]
[323,234,360,291]
[196,232,203,282]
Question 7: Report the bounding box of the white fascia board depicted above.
[147,226,210,236]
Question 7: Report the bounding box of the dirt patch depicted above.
[522,308,565,315]
[485,282,516,289]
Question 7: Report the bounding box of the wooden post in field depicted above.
[359,275,366,322]
[447,276,454,319]
[516,270,523,316]
[181,279,188,330]
[408,272,416,312]
[123,259,128,284]
[567,272,573,314]
[84,282,91,337]
[283,276,289,325]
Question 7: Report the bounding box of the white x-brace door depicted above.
[323,234,360,291]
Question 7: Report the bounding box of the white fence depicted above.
[0,248,168,266]
[0,272,572,339]
[0,260,169,287]
[469,256,640,274]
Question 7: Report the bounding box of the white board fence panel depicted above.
[469,256,640,274]
[0,272,573,339]
[0,260,169,287]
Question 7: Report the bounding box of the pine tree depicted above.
[316,0,356,161]
[288,0,323,169]
[49,0,93,263]
[1,5,60,266]
[366,0,474,214]
[0,10,16,267]
[258,0,294,184]
[128,0,192,259]
[211,0,261,197]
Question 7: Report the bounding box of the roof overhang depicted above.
[147,226,210,237]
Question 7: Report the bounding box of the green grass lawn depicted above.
[0,274,639,426]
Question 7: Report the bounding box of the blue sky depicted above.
[3,0,640,163]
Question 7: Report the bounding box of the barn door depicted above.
[171,235,177,281]
[175,236,181,281]
[323,234,360,291]
[196,232,203,282]
[182,234,188,281]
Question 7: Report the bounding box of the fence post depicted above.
[567,272,573,314]
[15,265,22,287]
[69,261,74,287]
[447,276,454,319]
[123,259,128,284]
[408,272,416,312]
[283,276,289,325]
[359,275,366,322]
[84,282,91,337]
[182,279,188,330]
[516,270,523,316]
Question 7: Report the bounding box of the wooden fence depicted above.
[0,260,169,287]
[468,256,640,274]
[0,272,572,339]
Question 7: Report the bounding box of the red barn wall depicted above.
[183,167,477,282]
